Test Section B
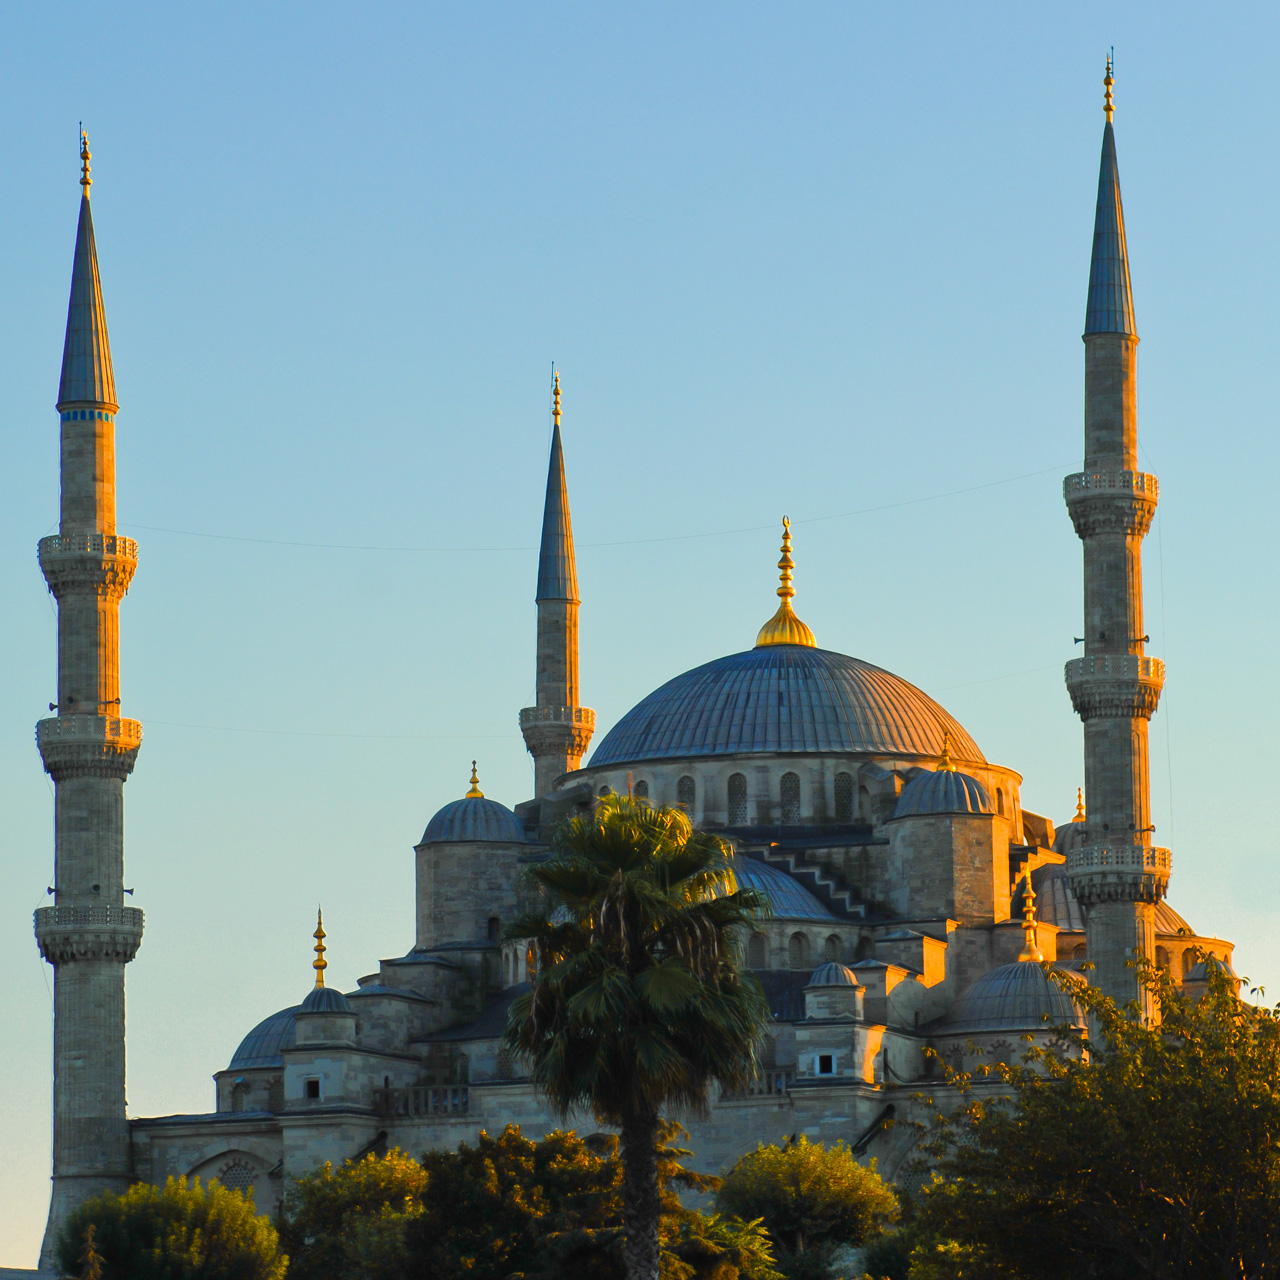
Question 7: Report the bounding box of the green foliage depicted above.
[56,1176,286,1280]
[911,955,1280,1279]
[280,1147,426,1280]
[716,1137,898,1271]
[664,1213,782,1280]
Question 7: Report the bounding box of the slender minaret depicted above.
[35,133,144,1268]
[520,371,594,796]
[1064,64,1169,1016]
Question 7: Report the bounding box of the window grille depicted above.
[835,772,854,822]
[788,932,809,969]
[781,773,801,825]
[676,775,696,812]
[728,774,748,825]
[747,933,768,968]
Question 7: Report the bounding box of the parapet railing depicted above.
[1063,471,1159,500]
[374,1085,470,1117]
[721,1069,795,1100]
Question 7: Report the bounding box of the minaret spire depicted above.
[1064,63,1168,1018]
[36,137,144,1268]
[520,370,595,797]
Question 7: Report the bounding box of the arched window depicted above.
[677,775,696,813]
[217,1160,256,1195]
[996,788,1006,816]
[267,1077,284,1111]
[230,1080,250,1113]
[788,932,809,970]
[455,1052,470,1084]
[781,772,801,825]
[747,932,768,968]
[728,773,749,825]
[1156,946,1171,972]
[834,772,854,823]
[488,916,500,944]
[856,935,876,961]
[633,779,649,799]
[1073,944,1088,961]
[1181,950,1194,979]
[824,934,842,962]
[496,1047,516,1080]
[598,784,612,797]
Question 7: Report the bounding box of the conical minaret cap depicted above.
[1084,60,1136,337]
[536,370,579,602]
[58,131,117,410]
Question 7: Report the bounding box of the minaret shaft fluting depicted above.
[36,135,144,1269]
[1064,67,1168,1016]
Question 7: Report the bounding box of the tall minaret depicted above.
[35,133,144,1267]
[1064,64,1169,1016]
[519,371,594,796]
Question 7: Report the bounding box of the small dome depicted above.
[228,1005,298,1070]
[894,768,993,819]
[806,962,860,988]
[943,961,1083,1035]
[299,985,353,1014]
[1184,954,1237,984]
[422,795,525,844]
[730,856,836,921]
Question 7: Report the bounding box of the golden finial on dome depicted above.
[1017,871,1043,962]
[312,908,327,988]
[937,729,956,772]
[466,760,484,799]
[1104,54,1114,123]
[79,127,91,194]
[754,517,817,648]
[1073,787,1086,822]
[553,369,561,429]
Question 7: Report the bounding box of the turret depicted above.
[519,372,595,795]
[1063,64,1169,1017]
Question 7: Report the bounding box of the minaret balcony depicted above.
[36,715,143,781]
[1066,843,1171,905]
[34,903,145,964]
[1064,470,1158,538]
[519,704,596,757]
[38,532,138,600]
[1065,654,1164,720]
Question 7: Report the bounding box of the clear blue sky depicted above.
[4,2,1279,1264]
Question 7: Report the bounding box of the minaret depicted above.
[1064,64,1169,1016]
[520,371,594,796]
[35,133,144,1267]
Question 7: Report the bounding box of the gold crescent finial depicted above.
[1017,871,1043,962]
[79,128,91,194]
[1104,55,1114,123]
[1073,787,1086,822]
[466,760,484,799]
[312,908,327,988]
[552,369,561,429]
[937,729,956,772]
[755,517,816,648]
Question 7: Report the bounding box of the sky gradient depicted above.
[3,3,1280,1265]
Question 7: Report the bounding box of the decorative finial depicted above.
[937,729,956,772]
[755,517,817,648]
[1017,871,1043,962]
[1073,787,1086,822]
[312,908,327,988]
[79,127,91,195]
[466,760,484,799]
[552,369,561,429]
[1104,54,1114,123]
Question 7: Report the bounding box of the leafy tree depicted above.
[503,795,773,1280]
[280,1147,426,1280]
[715,1137,898,1276]
[910,956,1280,1279]
[57,1176,286,1280]
[664,1213,782,1280]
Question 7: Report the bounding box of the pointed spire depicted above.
[58,131,117,410]
[536,369,579,602]
[1073,787,1086,822]
[312,908,327,988]
[1017,872,1044,963]
[755,517,817,648]
[466,760,484,798]
[1084,59,1136,337]
[937,730,956,772]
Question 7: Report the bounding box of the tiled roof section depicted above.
[422,796,526,844]
[58,194,117,409]
[1084,122,1136,336]
[732,856,836,921]
[943,961,1084,1035]
[893,768,993,819]
[1016,864,1194,936]
[589,645,984,767]
[536,423,578,602]
[427,985,527,1042]
[228,1005,299,1070]
[751,969,811,1021]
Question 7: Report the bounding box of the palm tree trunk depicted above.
[620,1107,662,1280]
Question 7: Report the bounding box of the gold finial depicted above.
[1104,54,1114,123]
[755,517,817,648]
[79,128,91,194]
[466,760,484,799]
[1073,787,1086,823]
[312,908,327,988]
[1017,871,1043,962]
[937,729,956,772]
[552,370,561,429]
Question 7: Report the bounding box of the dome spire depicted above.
[937,729,956,771]
[312,908,327,988]
[466,760,484,798]
[1073,787,1086,822]
[755,517,817,648]
[1017,873,1043,963]
[79,127,91,195]
[1104,52,1114,123]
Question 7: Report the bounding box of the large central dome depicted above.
[589,644,983,768]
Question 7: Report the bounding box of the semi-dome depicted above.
[943,961,1084,1036]
[589,645,983,768]
[299,985,353,1014]
[228,1005,299,1070]
[893,764,993,819]
[806,962,860,987]
[422,765,525,844]
[731,856,836,921]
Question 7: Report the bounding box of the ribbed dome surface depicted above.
[894,769,993,819]
[228,1006,298,1070]
[806,962,860,987]
[422,796,525,844]
[944,962,1084,1035]
[300,985,353,1014]
[731,856,835,921]
[590,646,983,767]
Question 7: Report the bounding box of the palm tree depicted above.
[503,793,773,1280]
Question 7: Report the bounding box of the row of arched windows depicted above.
[746,930,875,969]
[618,770,867,825]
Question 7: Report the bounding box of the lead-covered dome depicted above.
[731,856,836,921]
[422,796,525,844]
[228,1005,299,1070]
[943,961,1084,1035]
[807,962,860,987]
[894,767,993,819]
[589,645,983,768]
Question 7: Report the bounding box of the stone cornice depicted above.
[39,533,138,601]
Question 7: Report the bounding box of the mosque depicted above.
[29,68,1237,1269]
